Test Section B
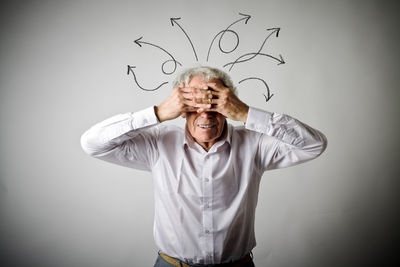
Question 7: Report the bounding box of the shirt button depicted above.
[204,178,210,182]
[205,230,210,234]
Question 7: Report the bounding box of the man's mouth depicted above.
[198,123,216,129]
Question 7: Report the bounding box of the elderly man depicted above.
[81,66,327,267]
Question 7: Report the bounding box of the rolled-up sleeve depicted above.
[245,107,327,171]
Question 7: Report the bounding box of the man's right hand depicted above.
[155,82,212,122]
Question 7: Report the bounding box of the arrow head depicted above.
[239,13,251,24]
[263,93,274,102]
[170,17,181,26]
[127,65,136,75]
[277,54,285,65]
[134,37,143,47]
[267,27,281,37]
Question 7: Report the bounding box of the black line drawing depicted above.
[128,14,285,101]
[134,36,182,75]
[238,77,274,102]
[206,13,251,62]
[170,17,198,61]
[223,28,285,71]
[127,65,168,91]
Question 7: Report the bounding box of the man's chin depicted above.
[194,135,217,144]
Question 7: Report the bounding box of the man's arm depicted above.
[80,107,160,170]
[81,82,210,169]
[205,81,327,170]
[246,107,327,171]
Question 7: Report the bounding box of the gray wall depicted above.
[1,0,399,266]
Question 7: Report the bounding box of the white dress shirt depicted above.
[81,106,327,265]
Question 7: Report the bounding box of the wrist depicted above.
[240,105,249,123]
[154,105,165,122]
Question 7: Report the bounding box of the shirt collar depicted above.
[183,121,232,152]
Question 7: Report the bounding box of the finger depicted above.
[181,92,195,100]
[197,87,220,96]
[182,99,212,109]
[182,99,196,106]
[206,82,223,91]
[200,98,213,104]
[197,106,222,113]
[181,89,215,102]
[201,89,214,99]
[180,86,209,95]
[197,98,220,105]
[189,92,220,105]
[183,105,210,113]
[196,103,212,109]
[193,98,206,104]
[180,86,200,92]
[192,89,218,99]
[182,91,212,100]
[181,94,210,106]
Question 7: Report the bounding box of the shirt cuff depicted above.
[245,106,272,133]
[129,106,159,129]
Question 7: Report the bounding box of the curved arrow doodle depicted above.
[206,13,251,62]
[134,36,182,75]
[161,59,183,75]
[223,28,283,71]
[238,77,274,102]
[224,52,285,69]
[170,17,198,61]
[207,29,239,62]
[127,65,168,91]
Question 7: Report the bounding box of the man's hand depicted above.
[155,82,212,122]
[202,82,249,123]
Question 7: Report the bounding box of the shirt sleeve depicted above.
[80,106,160,171]
[245,106,328,172]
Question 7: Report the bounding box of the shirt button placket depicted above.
[202,154,214,264]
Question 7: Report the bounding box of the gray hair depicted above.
[172,66,237,95]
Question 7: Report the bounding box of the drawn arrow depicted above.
[170,17,198,61]
[206,13,251,61]
[224,52,285,69]
[218,12,251,54]
[223,28,283,71]
[134,36,181,75]
[238,77,274,102]
[127,65,168,91]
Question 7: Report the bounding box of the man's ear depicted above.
[180,113,186,118]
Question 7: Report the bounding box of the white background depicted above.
[1,0,399,266]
